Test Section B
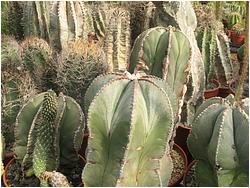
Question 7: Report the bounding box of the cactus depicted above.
[128,26,191,121]
[151,1,206,126]
[104,7,131,72]
[14,90,85,186]
[57,40,108,107]
[196,26,234,87]
[20,37,57,91]
[1,35,37,150]
[187,95,249,186]
[82,71,176,186]
[1,1,24,40]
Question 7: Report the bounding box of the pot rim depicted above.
[183,160,198,187]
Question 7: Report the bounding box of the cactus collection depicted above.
[1,1,248,187]
[187,95,249,186]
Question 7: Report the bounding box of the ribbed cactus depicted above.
[187,95,249,186]
[82,72,176,186]
[104,7,131,72]
[57,40,108,107]
[196,26,234,86]
[20,37,57,91]
[14,90,85,186]
[128,26,191,121]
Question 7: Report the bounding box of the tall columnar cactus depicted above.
[104,7,131,72]
[1,36,37,149]
[14,90,85,186]
[82,72,176,186]
[128,26,191,121]
[57,40,108,107]
[152,1,206,125]
[196,26,234,86]
[20,37,57,91]
[187,95,249,186]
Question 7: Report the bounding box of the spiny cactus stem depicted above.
[235,1,248,105]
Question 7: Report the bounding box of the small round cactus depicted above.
[57,39,108,107]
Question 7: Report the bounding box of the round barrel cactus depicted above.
[14,90,85,185]
[57,40,108,107]
[82,71,176,186]
[20,37,57,91]
[187,95,249,186]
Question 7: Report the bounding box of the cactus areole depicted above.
[83,71,176,186]
[187,95,249,186]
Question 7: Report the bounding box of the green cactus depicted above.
[14,90,85,186]
[1,1,24,40]
[20,37,57,91]
[187,95,249,186]
[57,40,108,107]
[104,7,131,72]
[196,26,234,87]
[82,72,176,186]
[128,26,191,121]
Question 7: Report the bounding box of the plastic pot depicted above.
[174,124,193,165]
[168,143,188,187]
[204,79,220,99]
[230,31,245,47]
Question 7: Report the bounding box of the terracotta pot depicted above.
[174,124,193,165]
[168,143,188,187]
[230,31,245,47]
[183,160,197,187]
[3,154,86,187]
[218,86,235,98]
[204,79,220,99]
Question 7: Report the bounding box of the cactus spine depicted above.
[187,95,249,186]
[14,90,85,186]
[82,72,175,186]
[104,7,131,72]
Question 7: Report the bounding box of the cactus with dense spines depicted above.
[187,95,249,186]
[1,36,37,150]
[128,26,191,121]
[104,7,131,72]
[83,72,176,186]
[14,90,85,186]
[20,37,57,91]
[57,40,108,107]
